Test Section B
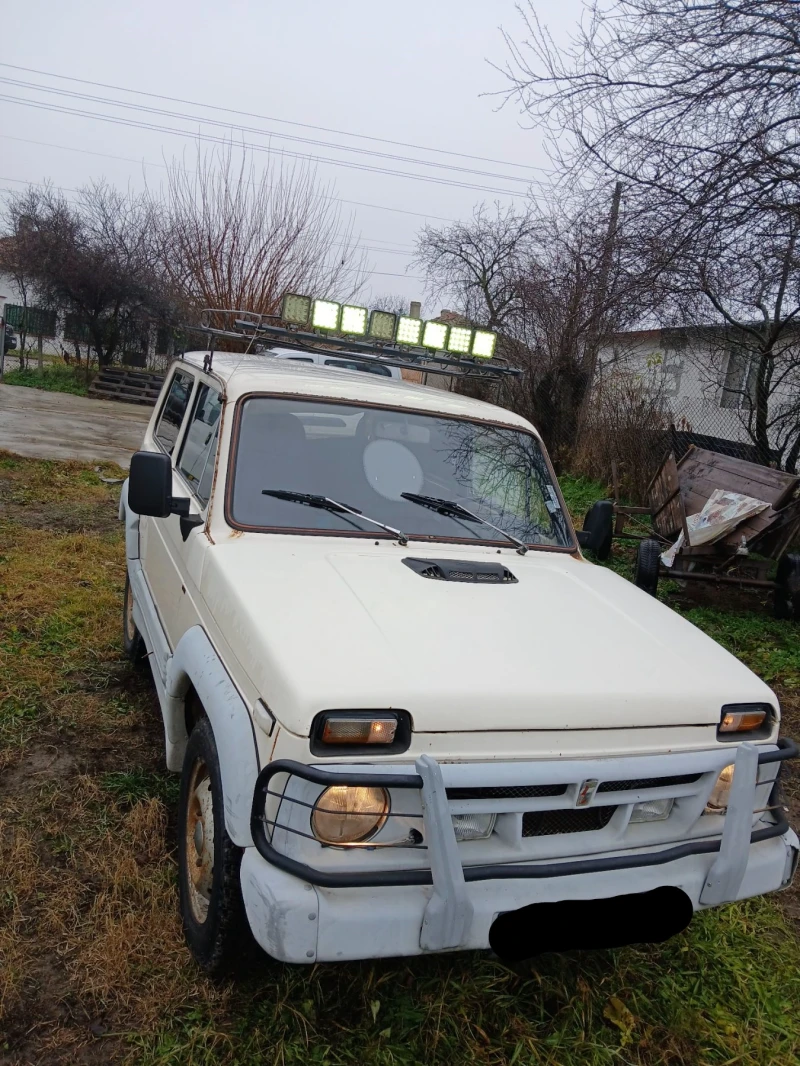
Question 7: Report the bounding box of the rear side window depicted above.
[155,370,194,455]
[178,384,222,506]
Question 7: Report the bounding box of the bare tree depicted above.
[156,144,368,322]
[415,194,652,464]
[413,203,537,330]
[500,1,800,224]
[500,0,800,471]
[3,182,175,366]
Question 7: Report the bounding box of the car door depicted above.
[158,379,224,644]
[140,367,198,648]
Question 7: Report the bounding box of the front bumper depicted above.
[243,740,798,963]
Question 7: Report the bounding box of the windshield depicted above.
[230,397,573,549]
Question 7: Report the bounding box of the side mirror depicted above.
[128,450,189,518]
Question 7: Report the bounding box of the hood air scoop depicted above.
[402,557,517,584]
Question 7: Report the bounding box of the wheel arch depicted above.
[166,626,260,847]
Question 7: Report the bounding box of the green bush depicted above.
[2,364,90,396]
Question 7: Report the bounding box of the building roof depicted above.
[181,350,537,433]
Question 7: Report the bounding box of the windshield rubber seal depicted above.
[223,391,578,552]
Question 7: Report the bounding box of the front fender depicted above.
[119,479,140,561]
[166,626,259,847]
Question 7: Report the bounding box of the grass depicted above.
[2,363,91,395]
[1,455,799,1066]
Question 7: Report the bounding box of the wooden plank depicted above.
[679,459,791,507]
[677,448,798,507]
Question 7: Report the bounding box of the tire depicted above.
[774,553,800,621]
[178,715,256,975]
[582,501,614,561]
[122,572,146,664]
[634,539,661,596]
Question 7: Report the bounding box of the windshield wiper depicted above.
[262,489,408,545]
[400,491,528,555]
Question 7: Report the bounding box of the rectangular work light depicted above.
[281,293,312,326]
[446,326,473,354]
[396,316,423,346]
[340,304,368,336]
[312,299,341,331]
[369,309,398,342]
[471,330,497,359]
[422,321,449,350]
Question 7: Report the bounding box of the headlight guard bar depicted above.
[251,741,797,889]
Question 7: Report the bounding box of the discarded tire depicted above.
[774,553,800,621]
[582,500,614,561]
[634,539,661,596]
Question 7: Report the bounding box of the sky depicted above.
[1,0,584,314]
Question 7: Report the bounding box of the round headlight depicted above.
[706,764,734,813]
[311,785,389,845]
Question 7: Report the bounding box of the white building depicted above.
[598,325,799,458]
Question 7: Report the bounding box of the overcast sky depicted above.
[2,0,584,313]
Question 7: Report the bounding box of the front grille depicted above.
[447,783,568,800]
[597,773,701,793]
[523,806,616,837]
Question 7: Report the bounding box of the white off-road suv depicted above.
[121,349,797,973]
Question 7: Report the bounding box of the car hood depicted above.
[200,537,775,737]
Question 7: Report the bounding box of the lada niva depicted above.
[121,349,798,972]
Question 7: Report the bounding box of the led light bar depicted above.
[422,321,449,350]
[472,330,497,359]
[396,316,423,345]
[281,293,312,326]
[340,304,368,336]
[446,325,473,354]
[369,309,397,342]
[312,299,341,331]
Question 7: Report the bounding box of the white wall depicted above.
[597,329,795,451]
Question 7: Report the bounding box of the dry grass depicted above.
[1,454,799,1066]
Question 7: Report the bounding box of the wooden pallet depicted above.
[88,367,165,406]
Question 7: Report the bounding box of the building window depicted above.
[721,347,758,409]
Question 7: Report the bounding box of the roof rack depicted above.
[187,309,522,381]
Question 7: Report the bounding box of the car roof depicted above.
[179,350,538,434]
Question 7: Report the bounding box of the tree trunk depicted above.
[753,349,772,467]
[37,334,43,371]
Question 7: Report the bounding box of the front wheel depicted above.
[178,715,255,975]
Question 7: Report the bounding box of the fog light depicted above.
[705,765,734,813]
[311,785,389,844]
[630,797,673,823]
[452,813,496,841]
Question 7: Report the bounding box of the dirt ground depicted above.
[0,385,149,466]
[1,455,799,1066]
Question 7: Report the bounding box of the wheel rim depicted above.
[185,758,215,924]
[124,584,137,643]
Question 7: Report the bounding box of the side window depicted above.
[155,370,194,455]
[178,384,223,506]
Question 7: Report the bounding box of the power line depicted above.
[0,134,458,222]
[0,61,553,175]
[0,75,552,190]
[0,92,530,197]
